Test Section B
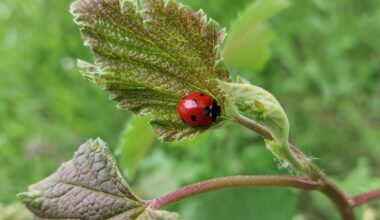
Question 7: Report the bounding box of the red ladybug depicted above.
[177,92,221,127]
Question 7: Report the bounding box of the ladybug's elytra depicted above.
[177,92,221,127]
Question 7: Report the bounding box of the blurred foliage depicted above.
[223,0,289,72]
[1,0,380,219]
[310,158,380,220]
[116,115,155,180]
[263,0,380,176]
[0,0,128,204]
[0,202,32,220]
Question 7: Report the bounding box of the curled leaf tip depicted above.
[217,77,289,144]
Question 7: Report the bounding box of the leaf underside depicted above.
[71,0,229,141]
[19,138,178,220]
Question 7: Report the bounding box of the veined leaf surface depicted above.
[19,138,179,220]
[71,0,230,141]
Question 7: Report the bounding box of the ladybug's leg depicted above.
[211,100,221,122]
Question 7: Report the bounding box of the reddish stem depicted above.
[351,189,380,207]
[148,175,321,210]
[320,181,355,220]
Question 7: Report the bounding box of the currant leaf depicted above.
[71,0,229,141]
[18,138,179,220]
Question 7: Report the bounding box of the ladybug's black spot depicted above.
[200,93,205,96]
[191,115,197,121]
[192,99,197,103]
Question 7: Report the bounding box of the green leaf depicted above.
[337,158,380,195]
[217,77,308,173]
[218,77,289,144]
[116,115,156,180]
[71,0,230,141]
[223,0,289,72]
[18,138,179,220]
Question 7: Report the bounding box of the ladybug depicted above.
[177,92,221,127]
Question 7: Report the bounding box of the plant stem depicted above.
[148,175,321,210]
[320,181,355,219]
[351,189,380,207]
[282,141,308,174]
[234,113,272,139]
[233,113,324,180]
[233,113,356,220]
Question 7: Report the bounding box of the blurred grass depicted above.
[0,0,379,219]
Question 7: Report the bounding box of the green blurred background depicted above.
[0,0,379,219]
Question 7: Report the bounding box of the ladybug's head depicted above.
[211,100,221,122]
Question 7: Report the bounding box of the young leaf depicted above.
[218,77,289,145]
[223,0,289,72]
[217,77,307,173]
[18,138,179,220]
[116,115,156,180]
[71,0,229,141]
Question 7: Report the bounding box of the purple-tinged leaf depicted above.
[19,138,177,220]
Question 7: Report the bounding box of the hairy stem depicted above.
[282,141,308,174]
[233,113,324,180]
[233,113,356,220]
[351,189,380,207]
[148,175,321,210]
